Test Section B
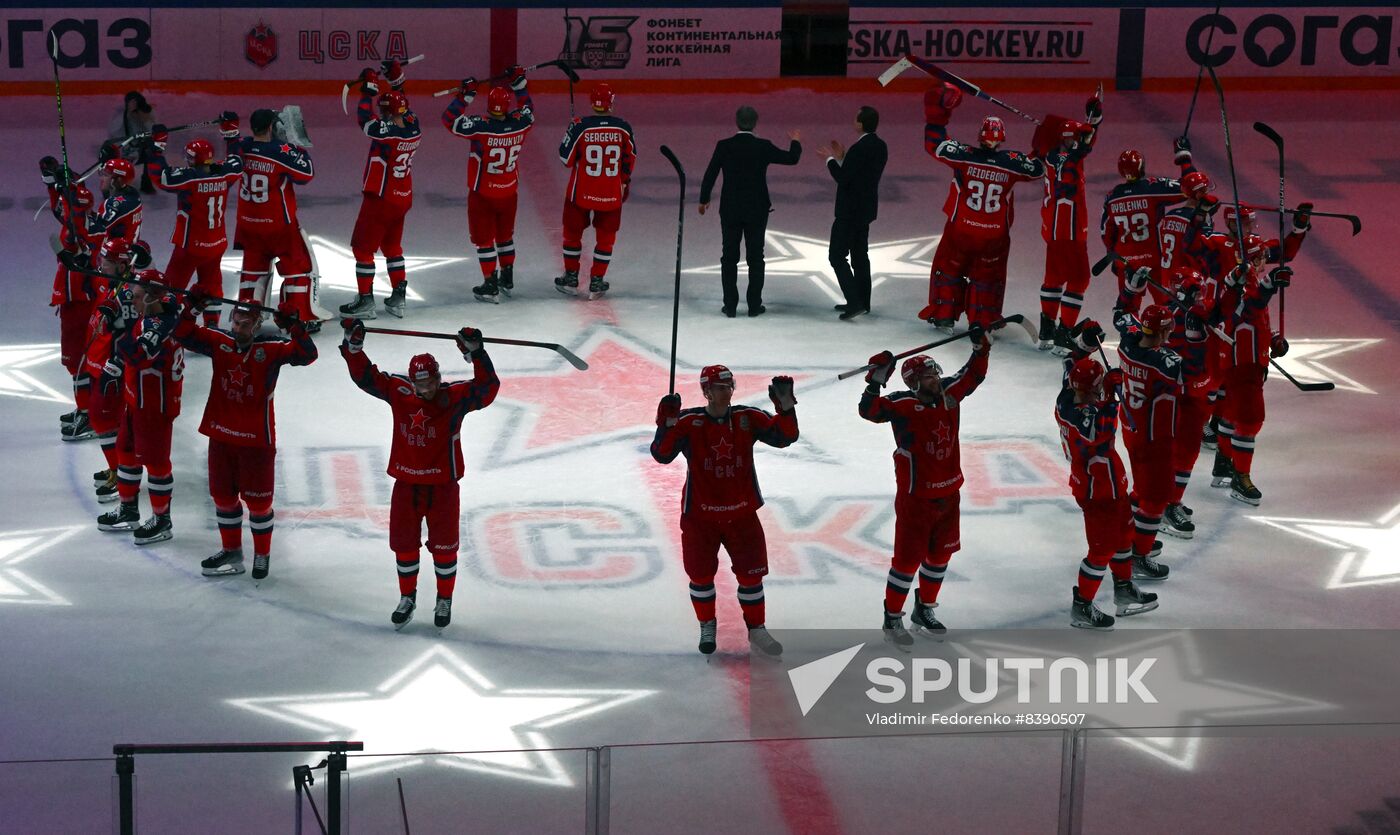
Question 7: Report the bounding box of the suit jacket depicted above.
[827,132,888,223]
[699,132,802,220]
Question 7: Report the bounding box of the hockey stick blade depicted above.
[878,56,914,87]
[1241,203,1361,236]
[1252,121,1283,146]
[1270,359,1334,392]
[1091,250,1121,277]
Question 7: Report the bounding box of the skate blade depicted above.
[1210,477,1231,488]
[202,565,245,577]
[473,294,500,305]
[1131,571,1169,582]
[1161,527,1194,540]
[96,493,119,504]
[97,523,137,533]
[1229,492,1261,507]
[1037,340,1053,351]
[383,306,404,319]
[1116,600,1159,617]
[393,615,414,631]
[133,533,172,546]
[555,285,577,297]
[61,432,96,443]
[499,287,512,297]
[912,624,947,638]
[1201,440,1218,451]
[1071,620,1115,631]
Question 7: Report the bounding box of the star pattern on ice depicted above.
[0,343,70,404]
[1268,338,1381,394]
[221,234,467,302]
[959,631,1332,770]
[685,229,939,303]
[0,525,83,606]
[1251,501,1400,589]
[228,646,652,785]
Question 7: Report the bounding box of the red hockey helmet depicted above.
[901,355,943,389]
[98,237,134,264]
[135,268,166,287]
[185,138,215,166]
[1223,203,1256,234]
[70,182,95,211]
[408,353,440,383]
[699,364,734,392]
[1118,149,1145,180]
[1180,170,1211,199]
[1243,233,1267,262]
[378,90,409,118]
[590,82,615,113]
[1139,304,1175,338]
[485,86,512,118]
[1171,267,1205,295]
[1068,356,1106,396]
[979,116,1006,146]
[101,157,136,186]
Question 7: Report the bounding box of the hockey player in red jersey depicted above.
[176,298,317,580]
[42,156,102,441]
[96,271,185,545]
[1113,294,1182,581]
[651,367,798,657]
[224,109,318,327]
[92,155,144,246]
[341,320,500,630]
[1035,92,1101,355]
[1209,237,1292,506]
[83,239,140,504]
[147,133,242,328]
[1100,147,1188,314]
[920,82,1045,330]
[340,61,422,320]
[1055,348,1159,629]
[556,83,636,299]
[860,326,991,645]
[443,66,534,303]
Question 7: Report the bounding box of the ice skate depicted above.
[1071,588,1115,630]
[132,514,172,545]
[201,549,245,577]
[1113,579,1159,617]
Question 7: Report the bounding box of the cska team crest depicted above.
[245,22,278,69]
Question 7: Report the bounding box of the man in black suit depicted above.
[822,106,888,321]
[699,106,802,318]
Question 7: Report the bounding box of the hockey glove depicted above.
[99,357,124,394]
[866,350,896,387]
[656,393,682,428]
[273,311,300,332]
[1104,367,1125,394]
[150,124,169,153]
[1223,264,1247,290]
[1262,265,1292,291]
[967,323,990,350]
[1085,93,1103,125]
[381,59,405,88]
[185,288,214,312]
[458,78,479,100]
[342,318,365,353]
[98,141,120,164]
[130,241,153,270]
[359,68,381,96]
[1126,267,1151,294]
[1293,201,1313,231]
[768,375,797,412]
[1270,334,1290,358]
[456,326,483,357]
[137,326,164,359]
[507,64,528,91]
[58,249,89,272]
[1072,318,1105,351]
[219,112,240,139]
[1173,135,1192,165]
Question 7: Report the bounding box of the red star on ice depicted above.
[710,436,734,461]
[225,367,249,388]
[408,409,429,430]
[487,328,810,469]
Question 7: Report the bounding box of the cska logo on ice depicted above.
[560,16,637,70]
[245,22,278,69]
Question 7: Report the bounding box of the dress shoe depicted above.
[721,307,737,318]
[748,305,767,318]
[839,307,870,321]
[834,303,850,311]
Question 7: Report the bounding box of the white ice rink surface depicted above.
[1,89,1397,833]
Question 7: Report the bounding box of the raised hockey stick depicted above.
[1182,0,1223,139]
[430,60,580,98]
[343,54,425,113]
[1242,204,1359,236]
[837,314,1026,381]
[1254,121,1288,336]
[898,55,1040,124]
[67,263,290,318]
[46,31,89,249]
[659,144,686,395]
[1206,67,1251,275]
[354,324,589,371]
